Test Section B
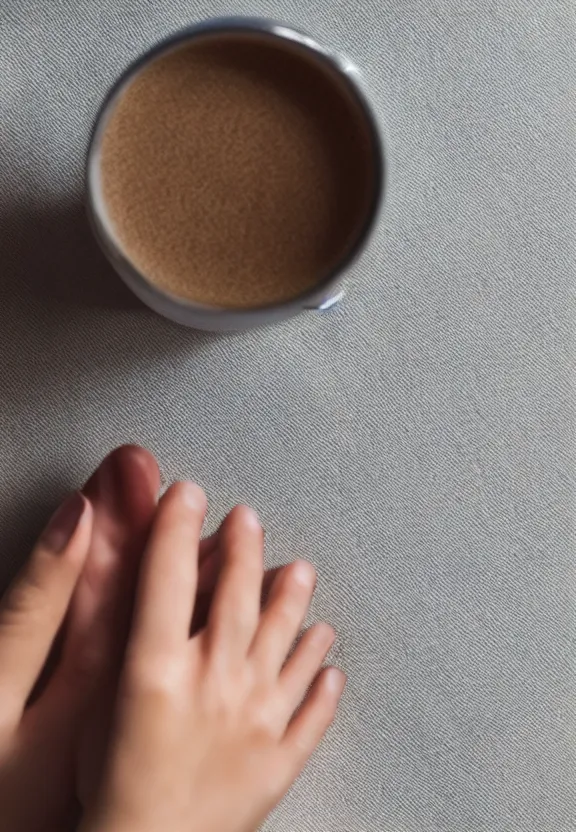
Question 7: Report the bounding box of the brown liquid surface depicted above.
[99,34,375,308]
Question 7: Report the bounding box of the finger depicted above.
[196,543,223,596]
[62,445,161,686]
[195,521,241,594]
[51,446,160,811]
[261,566,283,605]
[199,531,219,563]
[281,667,346,771]
[197,545,282,598]
[250,560,316,676]
[191,564,284,636]
[131,481,206,656]
[279,623,335,719]
[192,526,225,600]
[206,505,263,656]
[0,493,91,718]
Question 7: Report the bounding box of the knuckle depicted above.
[201,664,240,713]
[126,652,180,695]
[246,695,282,741]
[124,646,193,708]
[200,665,280,739]
[274,593,307,628]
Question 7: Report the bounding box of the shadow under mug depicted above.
[86,17,384,331]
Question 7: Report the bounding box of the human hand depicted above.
[82,483,345,832]
[75,452,284,811]
[72,446,160,810]
[0,445,160,832]
[0,491,93,831]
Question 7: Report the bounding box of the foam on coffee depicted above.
[98,32,377,308]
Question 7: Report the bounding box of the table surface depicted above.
[1,1,574,830]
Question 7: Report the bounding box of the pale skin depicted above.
[0,446,345,831]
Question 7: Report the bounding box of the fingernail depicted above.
[238,505,260,528]
[313,623,336,645]
[292,559,316,588]
[41,492,86,553]
[326,667,347,695]
[175,481,207,512]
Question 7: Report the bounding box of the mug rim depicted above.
[86,17,385,329]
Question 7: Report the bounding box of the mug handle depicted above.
[303,288,345,311]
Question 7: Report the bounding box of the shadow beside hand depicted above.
[1,199,138,310]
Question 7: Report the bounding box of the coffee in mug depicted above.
[87,20,383,329]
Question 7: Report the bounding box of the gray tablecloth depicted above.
[1,1,574,830]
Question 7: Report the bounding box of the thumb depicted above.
[0,492,92,724]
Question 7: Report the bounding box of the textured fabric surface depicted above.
[0,1,574,830]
